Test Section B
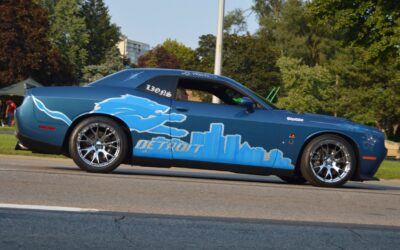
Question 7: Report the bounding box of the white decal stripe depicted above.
[32,95,72,126]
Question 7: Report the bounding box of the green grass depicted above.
[0,126,15,131]
[0,134,64,158]
[0,133,399,179]
[375,161,400,180]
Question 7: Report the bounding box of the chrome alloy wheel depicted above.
[76,123,121,168]
[309,140,352,183]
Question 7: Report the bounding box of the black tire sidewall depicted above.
[300,134,356,187]
[69,116,128,173]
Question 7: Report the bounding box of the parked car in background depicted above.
[15,68,387,187]
[385,140,400,160]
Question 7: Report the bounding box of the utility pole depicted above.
[213,0,225,104]
[334,74,339,117]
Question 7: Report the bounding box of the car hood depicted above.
[279,110,382,135]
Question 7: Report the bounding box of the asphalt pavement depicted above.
[0,155,399,249]
[1,209,399,250]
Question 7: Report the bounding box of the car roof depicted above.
[86,68,273,110]
[87,68,240,89]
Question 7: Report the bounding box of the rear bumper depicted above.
[16,132,62,155]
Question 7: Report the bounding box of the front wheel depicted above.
[300,134,356,187]
[69,116,128,173]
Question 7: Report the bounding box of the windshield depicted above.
[237,82,280,110]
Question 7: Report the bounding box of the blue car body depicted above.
[16,68,387,180]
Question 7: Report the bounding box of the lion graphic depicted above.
[91,95,188,138]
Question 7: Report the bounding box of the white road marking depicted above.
[0,203,99,212]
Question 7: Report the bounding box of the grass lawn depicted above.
[375,161,400,180]
[0,126,15,131]
[0,133,399,179]
[0,134,65,158]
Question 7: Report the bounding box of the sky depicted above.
[104,0,259,49]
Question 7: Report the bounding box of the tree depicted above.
[252,0,284,47]
[224,8,247,34]
[81,0,121,65]
[330,47,400,140]
[0,0,61,86]
[304,0,400,139]
[162,39,197,70]
[276,57,335,114]
[253,0,338,66]
[249,0,400,140]
[49,0,89,83]
[307,0,400,63]
[196,33,281,97]
[138,46,181,69]
[82,47,124,83]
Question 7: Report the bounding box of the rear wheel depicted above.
[300,134,356,187]
[69,116,127,173]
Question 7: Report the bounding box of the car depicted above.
[15,68,387,187]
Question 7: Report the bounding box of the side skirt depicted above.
[132,156,294,177]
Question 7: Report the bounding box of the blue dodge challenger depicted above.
[15,68,387,187]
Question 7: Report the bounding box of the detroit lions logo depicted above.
[91,95,188,138]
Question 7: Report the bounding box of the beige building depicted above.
[117,36,150,64]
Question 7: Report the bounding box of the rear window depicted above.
[138,76,177,99]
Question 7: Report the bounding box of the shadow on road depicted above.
[51,165,400,192]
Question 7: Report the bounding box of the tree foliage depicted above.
[252,0,399,140]
[162,39,197,70]
[305,0,400,139]
[307,0,400,63]
[277,57,335,114]
[0,0,61,86]
[138,46,181,69]
[196,33,280,97]
[81,0,121,65]
[82,47,124,83]
[253,0,337,66]
[224,8,248,34]
[49,0,89,83]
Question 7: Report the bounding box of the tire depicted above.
[69,116,128,173]
[300,134,356,187]
[278,175,307,184]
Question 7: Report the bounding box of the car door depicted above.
[130,76,179,160]
[169,77,294,170]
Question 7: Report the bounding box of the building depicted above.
[117,36,150,65]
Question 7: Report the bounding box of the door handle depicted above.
[175,107,189,112]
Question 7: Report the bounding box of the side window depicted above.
[138,76,177,98]
[176,78,251,106]
[177,89,216,103]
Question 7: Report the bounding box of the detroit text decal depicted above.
[135,123,294,170]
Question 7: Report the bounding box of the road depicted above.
[0,155,399,249]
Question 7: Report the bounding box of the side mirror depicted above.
[239,97,255,113]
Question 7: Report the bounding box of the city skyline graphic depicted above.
[134,123,294,170]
